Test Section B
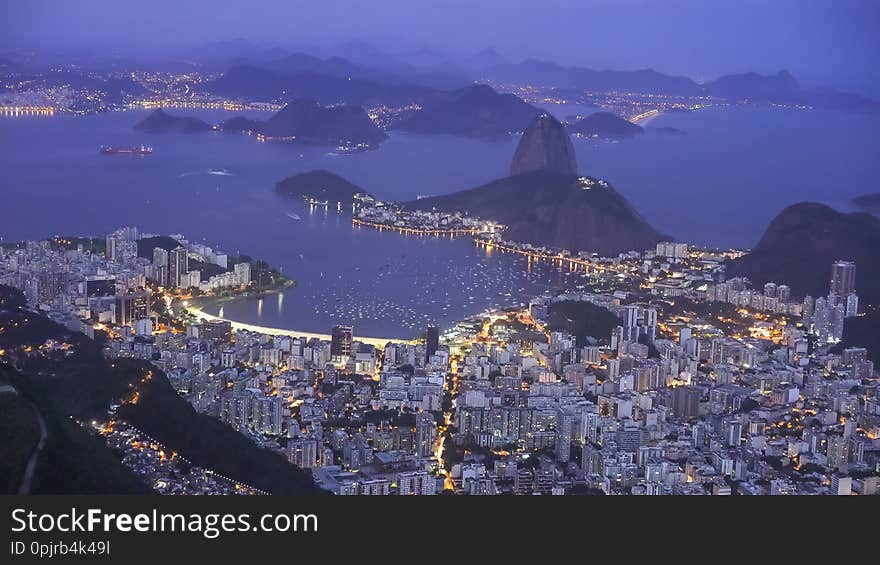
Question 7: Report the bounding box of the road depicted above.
[185,305,413,348]
[18,401,47,495]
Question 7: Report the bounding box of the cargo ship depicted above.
[99,145,153,155]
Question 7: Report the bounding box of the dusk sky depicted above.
[5,0,880,95]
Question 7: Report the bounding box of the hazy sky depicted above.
[5,0,880,95]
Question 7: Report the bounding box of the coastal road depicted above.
[18,401,47,495]
[185,305,414,348]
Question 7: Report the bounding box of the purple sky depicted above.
[5,0,880,95]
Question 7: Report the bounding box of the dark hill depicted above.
[276,170,369,205]
[546,300,619,347]
[220,115,263,134]
[405,169,664,256]
[0,285,323,495]
[704,70,800,102]
[263,52,406,85]
[260,99,387,146]
[511,113,578,176]
[395,84,541,139]
[134,109,214,133]
[568,111,644,139]
[852,193,880,210]
[726,203,880,303]
[137,235,181,259]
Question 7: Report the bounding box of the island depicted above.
[258,98,387,146]
[134,109,215,133]
[275,169,372,206]
[654,126,687,136]
[135,100,387,148]
[567,111,644,139]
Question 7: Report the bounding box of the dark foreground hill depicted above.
[726,203,880,303]
[0,284,324,495]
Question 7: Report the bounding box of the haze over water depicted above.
[2,105,878,337]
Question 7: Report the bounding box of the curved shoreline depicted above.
[184,304,413,347]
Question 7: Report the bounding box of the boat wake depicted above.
[179,168,235,178]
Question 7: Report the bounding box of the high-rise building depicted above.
[415,412,437,458]
[152,248,169,287]
[234,262,251,286]
[830,474,852,496]
[425,325,439,362]
[117,290,150,326]
[644,308,658,342]
[826,435,849,471]
[397,471,436,495]
[152,247,169,268]
[777,285,791,302]
[288,438,318,469]
[670,386,701,421]
[330,325,353,358]
[830,260,856,298]
[105,235,120,262]
[623,305,640,343]
[555,410,574,462]
[845,293,859,318]
[169,246,188,289]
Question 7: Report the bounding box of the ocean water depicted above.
[1,105,877,337]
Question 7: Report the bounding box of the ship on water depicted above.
[99,144,153,155]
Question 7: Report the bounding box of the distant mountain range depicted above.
[480,61,880,111]
[193,53,880,149]
[567,112,644,139]
[726,202,880,303]
[5,39,878,112]
[482,58,703,96]
[205,64,436,107]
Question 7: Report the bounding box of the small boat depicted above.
[286,211,302,221]
[207,168,233,176]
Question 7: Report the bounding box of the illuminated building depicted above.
[169,246,188,289]
[331,325,353,358]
